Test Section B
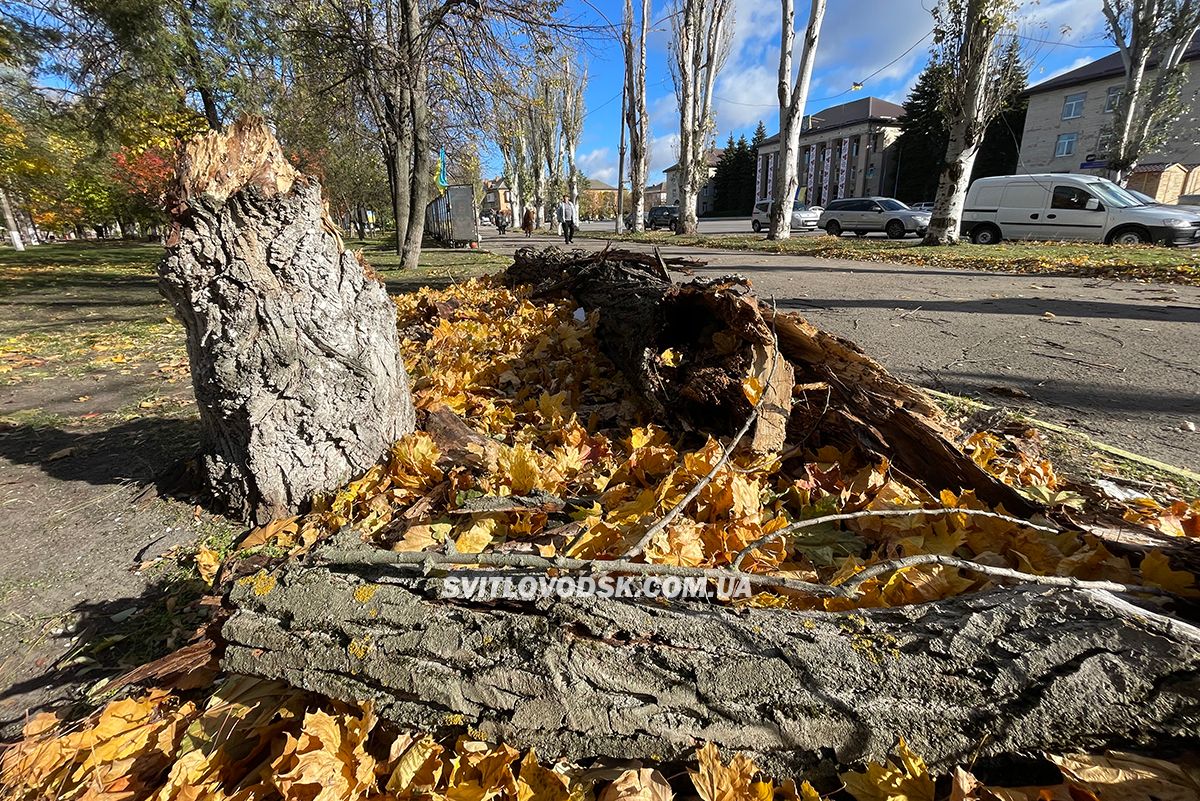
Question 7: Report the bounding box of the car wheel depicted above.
[1106,226,1150,246]
[885,220,906,239]
[752,220,762,233]
[970,224,1001,245]
[854,231,866,238]
[825,220,842,237]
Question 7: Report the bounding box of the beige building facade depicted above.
[1017,34,1200,201]
[754,97,904,207]
[663,150,722,215]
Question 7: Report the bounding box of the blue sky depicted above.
[488,0,1120,185]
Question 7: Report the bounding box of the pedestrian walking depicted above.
[558,194,577,245]
[521,208,535,237]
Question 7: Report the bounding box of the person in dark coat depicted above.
[521,208,535,237]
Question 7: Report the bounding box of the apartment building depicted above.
[1017,33,1200,202]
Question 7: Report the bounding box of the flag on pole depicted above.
[437,148,449,188]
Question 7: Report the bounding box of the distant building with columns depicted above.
[755,97,905,206]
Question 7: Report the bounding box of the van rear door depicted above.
[998,182,1049,240]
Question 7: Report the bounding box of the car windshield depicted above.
[878,199,910,211]
[1126,189,1157,205]
[1087,181,1144,208]
[792,202,813,212]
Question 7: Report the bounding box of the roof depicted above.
[757,96,905,148]
[584,179,618,191]
[662,149,725,174]
[1027,32,1200,96]
[646,181,665,192]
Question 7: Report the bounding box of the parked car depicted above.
[751,200,821,233]
[909,201,935,212]
[817,197,930,239]
[960,174,1200,246]
[647,205,681,231]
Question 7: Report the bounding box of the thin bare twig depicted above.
[620,300,782,560]
[732,506,1061,570]
[839,553,1174,597]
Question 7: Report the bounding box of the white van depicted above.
[961,173,1200,246]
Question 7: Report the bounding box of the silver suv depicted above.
[818,197,930,239]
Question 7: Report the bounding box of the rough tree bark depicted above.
[768,0,825,240]
[160,118,416,524]
[623,0,650,232]
[923,0,1019,245]
[669,0,733,234]
[224,546,1200,779]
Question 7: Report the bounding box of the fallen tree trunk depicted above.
[505,247,1038,516]
[222,541,1200,778]
[160,118,416,523]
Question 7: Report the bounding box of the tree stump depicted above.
[160,118,415,523]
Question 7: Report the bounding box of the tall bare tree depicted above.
[669,0,734,235]
[922,0,1022,245]
[562,56,586,205]
[1101,0,1200,181]
[622,0,650,231]
[768,0,825,240]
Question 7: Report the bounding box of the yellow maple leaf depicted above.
[516,750,571,801]
[387,735,443,794]
[1140,551,1196,594]
[660,348,680,367]
[456,516,500,555]
[501,444,542,495]
[600,768,674,801]
[840,738,934,801]
[691,742,760,801]
[194,546,221,585]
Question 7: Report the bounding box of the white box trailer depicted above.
[424,185,479,247]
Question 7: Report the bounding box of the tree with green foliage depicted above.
[895,60,1027,205]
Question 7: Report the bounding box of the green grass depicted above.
[582,230,1200,284]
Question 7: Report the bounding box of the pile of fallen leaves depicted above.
[221,276,1196,607]
[5,674,1200,800]
[6,276,1200,801]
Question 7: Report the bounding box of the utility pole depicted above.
[616,76,627,233]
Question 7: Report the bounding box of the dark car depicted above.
[647,205,680,231]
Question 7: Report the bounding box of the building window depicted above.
[1104,86,1122,113]
[1061,92,1086,120]
[1054,132,1078,158]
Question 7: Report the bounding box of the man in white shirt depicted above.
[558,194,577,245]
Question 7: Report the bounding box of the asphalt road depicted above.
[575,217,811,236]
[485,232,1200,471]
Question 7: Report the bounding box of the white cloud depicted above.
[648,132,680,179]
[577,147,617,185]
[713,64,777,132]
[1032,55,1094,83]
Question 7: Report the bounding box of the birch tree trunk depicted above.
[1102,0,1200,182]
[160,119,416,524]
[623,0,650,232]
[670,0,733,235]
[769,0,825,241]
[0,187,24,251]
[923,0,1018,245]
